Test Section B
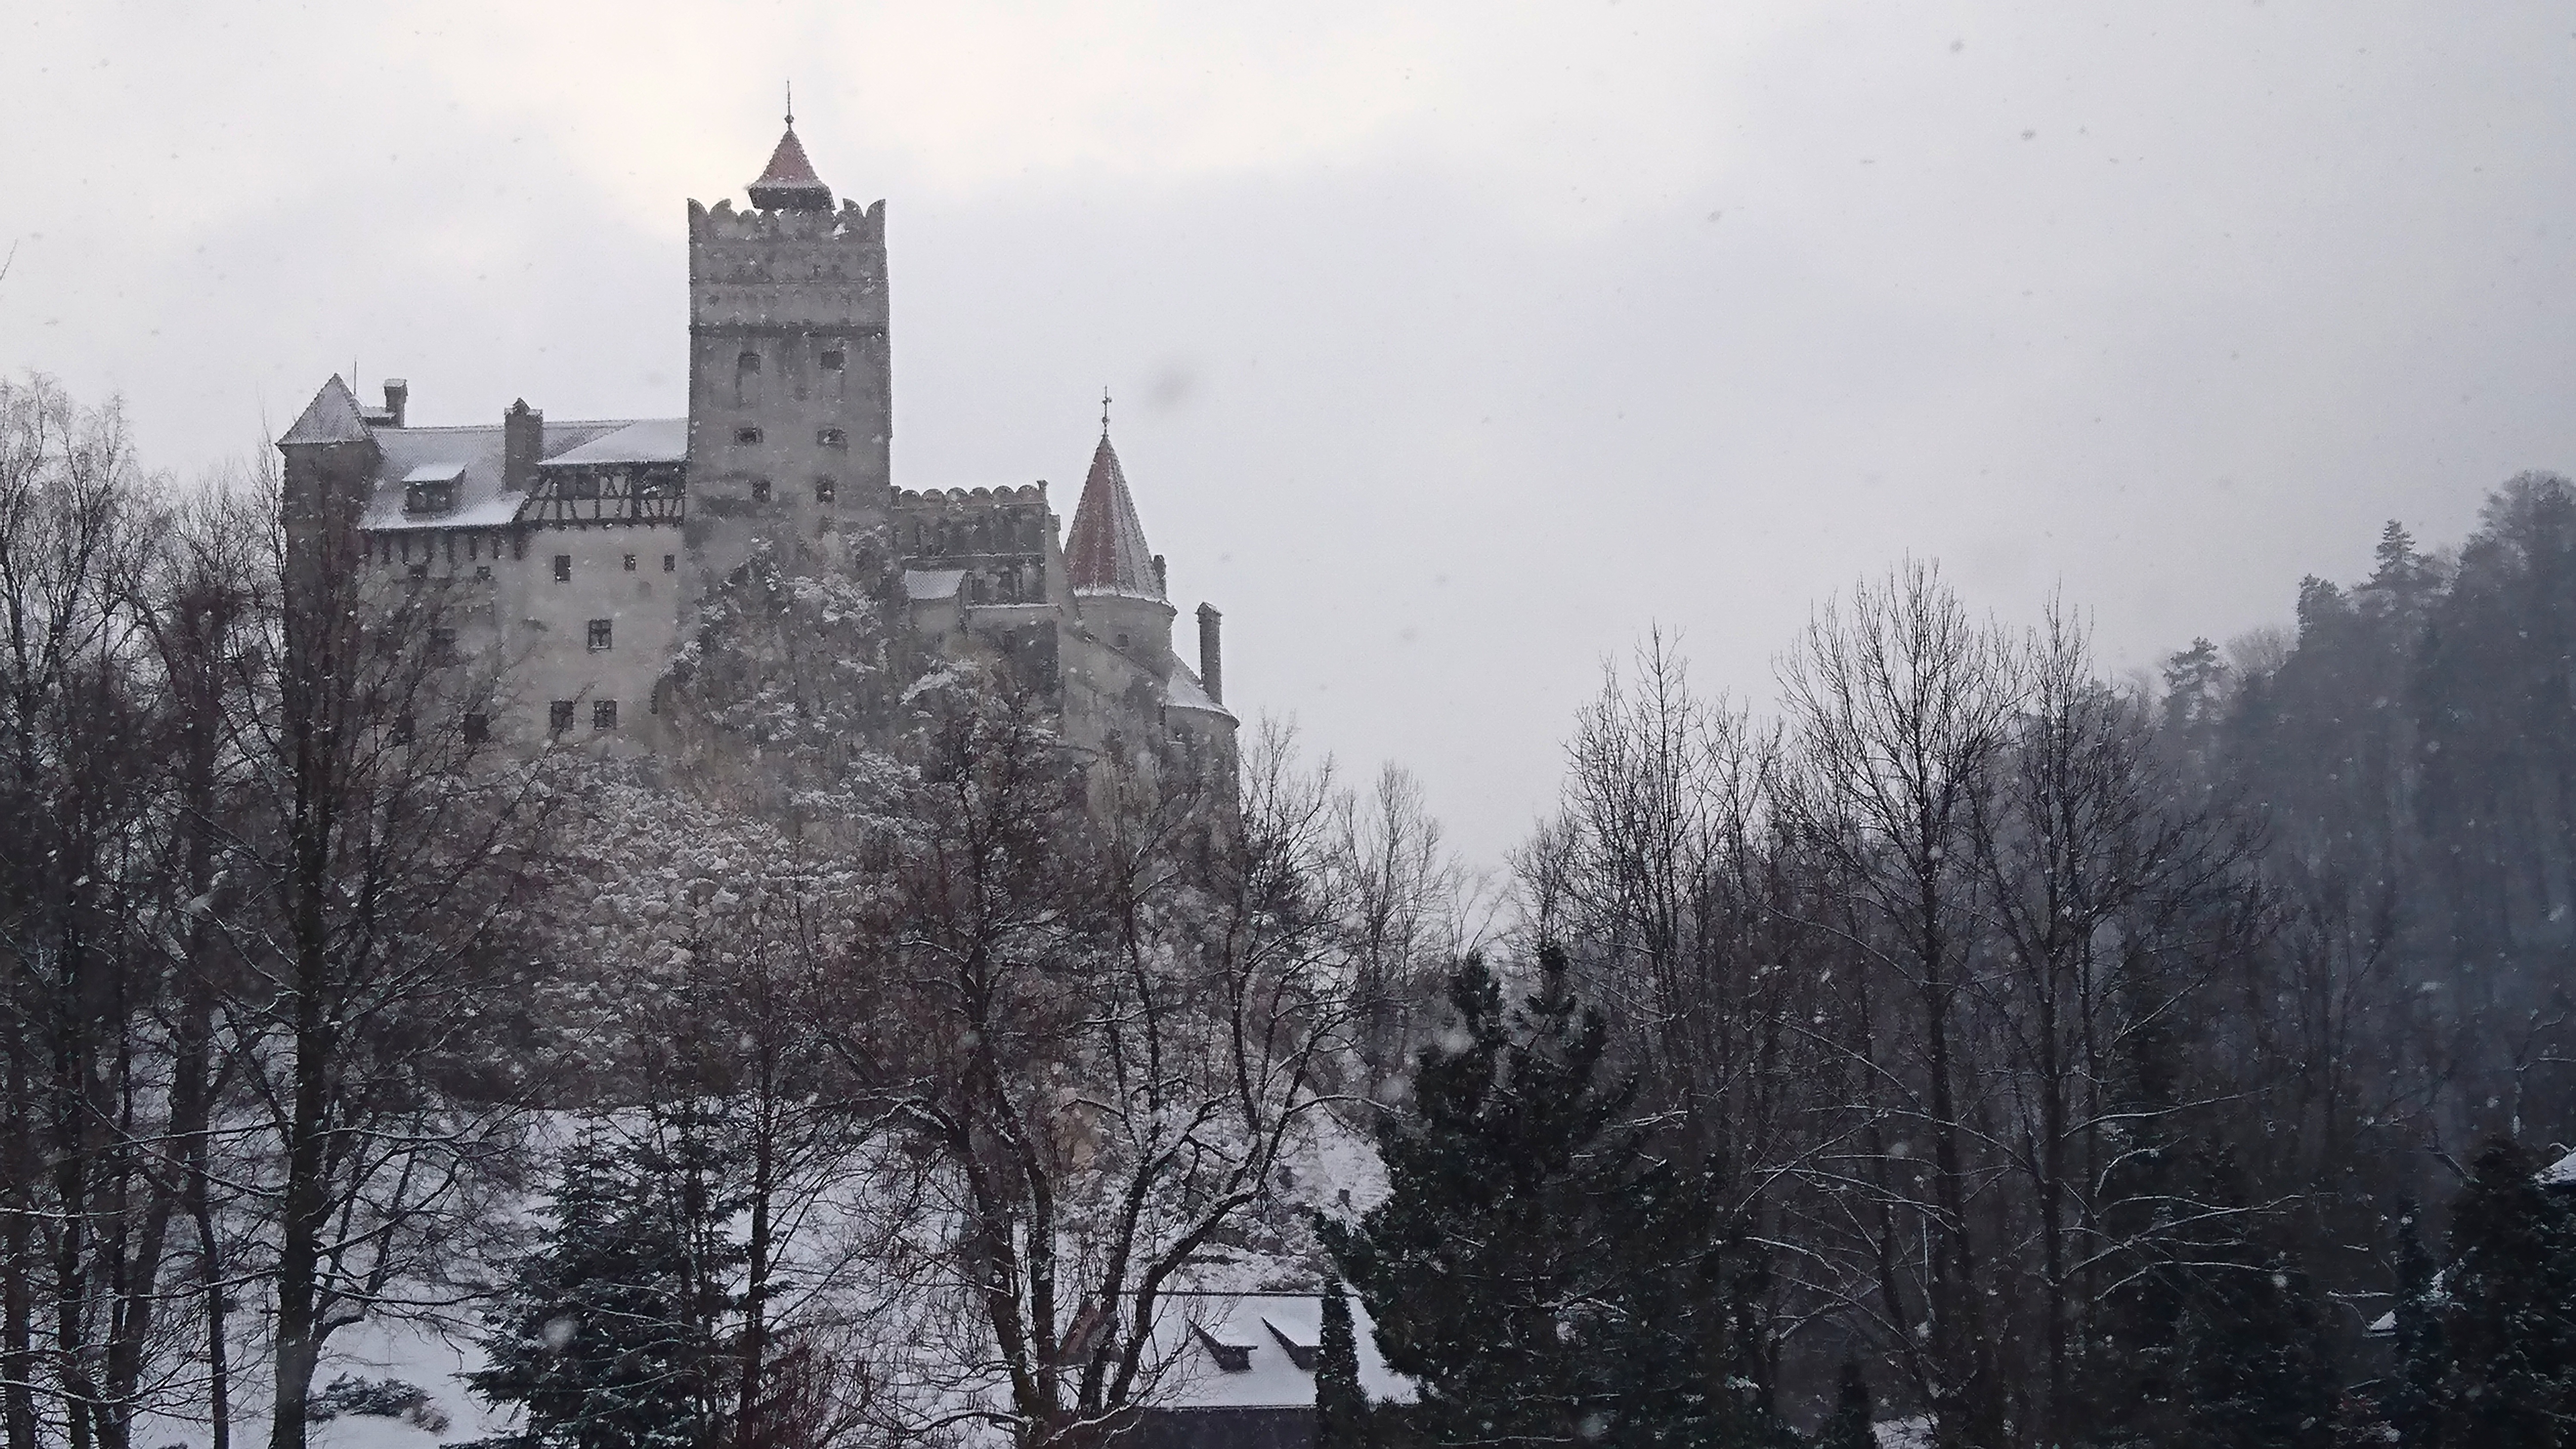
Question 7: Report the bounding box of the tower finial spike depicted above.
[1101,385,1112,436]
[785,80,794,127]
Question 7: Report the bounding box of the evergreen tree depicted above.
[1815,1359,1872,1449]
[2177,1252,2339,1449]
[1316,1273,1371,1449]
[469,1124,736,1449]
[2439,1139,2576,1447]
[1321,949,1779,1449]
[2385,1200,2445,1449]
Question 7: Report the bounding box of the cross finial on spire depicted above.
[1101,386,1112,436]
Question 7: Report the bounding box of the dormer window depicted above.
[402,462,464,516]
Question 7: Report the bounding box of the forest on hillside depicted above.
[5,370,2574,1449]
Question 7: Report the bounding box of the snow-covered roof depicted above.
[1164,664,1235,723]
[279,376,370,446]
[2538,1150,2576,1187]
[1150,1294,1413,1410]
[355,418,643,532]
[903,568,967,602]
[1066,433,1162,598]
[748,125,833,211]
[538,418,688,468]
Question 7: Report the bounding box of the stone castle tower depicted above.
[274,113,1235,768]
[684,119,894,594]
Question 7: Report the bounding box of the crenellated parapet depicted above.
[894,483,1055,606]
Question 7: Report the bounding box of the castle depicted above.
[273,116,1234,766]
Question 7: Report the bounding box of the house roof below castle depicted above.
[1146,1293,1412,1411]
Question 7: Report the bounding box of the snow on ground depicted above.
[127,1318,511,1449]
[1874,1415,1935,1449]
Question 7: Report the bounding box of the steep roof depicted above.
[279,375,371,446]
[1064,433,1161,598]
[748,126,833,211]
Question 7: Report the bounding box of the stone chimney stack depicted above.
[1196,603,1223,706]
[502,399,543,492]
[382,379,408,429]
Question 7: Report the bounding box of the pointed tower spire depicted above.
[1065,428,1162,598]
[748,96,833,211]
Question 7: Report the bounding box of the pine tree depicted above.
[2177,1252,2339,1449]
[1320,949,1778,1449]
[469,1123,735,1449]
[2439,1138,2576,1447]
[1815,1359,1872,1449]
[1316,1273,1370,1449]
[2385,1200,2445,1449]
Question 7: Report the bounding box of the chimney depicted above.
[1196,604,1223,706]
[502,399,543,492]
[381,379,408,429]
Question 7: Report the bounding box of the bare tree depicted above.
[1778,560,2019,1449]
[208,439,562,1449]
[826,688,1351,1449]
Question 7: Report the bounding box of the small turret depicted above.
[747,92,833,212]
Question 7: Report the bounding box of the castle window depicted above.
[553,554,572,582]
[430,625,458,661]
[817,427,847,449]
[587,619,613,652]
[463,712,489,746]
[814,477,836,503]
[735,427,763,446]
[820,347,845,371]
[662,554,676,573]
[512,535,527,560]
[1116,633,1130,650]
[466,535,477,560]
[402,463,461,516]
[549,701,575,734]
[751,479,772,504]
[737,350,761,373]
[390,712,415,746]
[622,553,637,572]
[475,565,492,582]
[409,563,429,581]
[593,700,618,731]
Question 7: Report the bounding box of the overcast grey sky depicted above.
[6,3,2573,861]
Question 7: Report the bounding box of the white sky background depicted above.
[5,3,2573,864]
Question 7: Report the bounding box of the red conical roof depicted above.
[748,126,833,211]
[1065,433,1161,598]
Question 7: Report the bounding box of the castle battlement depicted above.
[896,483,1049,505]
[687,196,887,247]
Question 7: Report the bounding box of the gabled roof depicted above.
[1065,433,1161,598]
[279,375,371,446]
[748,126,833,211]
